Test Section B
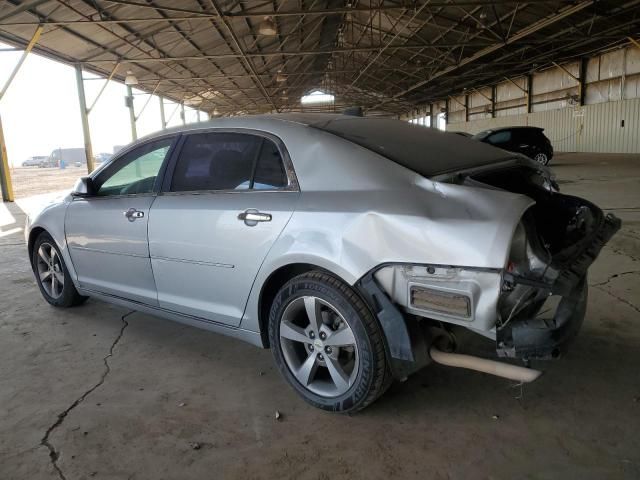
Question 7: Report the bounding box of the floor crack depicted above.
[611,248,640,263]
[594,286,640,315]
[590,270,640,287]
[40,311,133,480]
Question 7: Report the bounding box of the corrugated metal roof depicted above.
[0,0,639,116]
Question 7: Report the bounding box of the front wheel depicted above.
[268,271,390,413]
[32,232,87,307]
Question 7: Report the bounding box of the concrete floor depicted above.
[1,152,639,480]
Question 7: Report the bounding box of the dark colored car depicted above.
[473,126,553,165]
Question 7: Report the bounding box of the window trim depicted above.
[160,128,299,196]
[81,133,181,201]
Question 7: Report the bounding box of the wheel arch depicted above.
[27,226,47,265]
[257,262,333,348]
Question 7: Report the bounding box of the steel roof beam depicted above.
[374,0,596,108]
[98,0,561,18]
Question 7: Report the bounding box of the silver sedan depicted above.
[26,114,619,412]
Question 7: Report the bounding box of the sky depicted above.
[0,42,206,166]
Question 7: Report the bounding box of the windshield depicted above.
[310,117,514,177]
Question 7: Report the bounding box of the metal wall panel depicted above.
[449,98,640,153]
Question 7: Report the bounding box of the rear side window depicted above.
[487,130,511,145]
[253,140,287,189]
[170,132,288,192]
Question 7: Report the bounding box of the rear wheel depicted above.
[268,271,390,412]
[32,232,87,307]
[534,152,550,165]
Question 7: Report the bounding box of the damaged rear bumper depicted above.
[497,211,621,360]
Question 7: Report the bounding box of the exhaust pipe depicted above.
[430,346,542,383]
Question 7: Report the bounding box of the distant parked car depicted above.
[22,156,47,167]
[41,148,87,168]
[473,126,553,165]
[95,152,113,164]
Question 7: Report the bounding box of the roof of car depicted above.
[137,113,516,178]
[476,126,544,134]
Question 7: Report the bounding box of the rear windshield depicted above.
[310,117,515,177]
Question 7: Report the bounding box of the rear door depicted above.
[513,129,536,158]
[65,136,176,304]
[148,130,299,326]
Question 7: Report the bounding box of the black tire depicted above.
[268,271,390,413]
[32,232,87,307]
[533,151,550,166]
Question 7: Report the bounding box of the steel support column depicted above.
[464,94,469,122]
[126,85,137,141]
[527,74,533,114]
[196,110,201,122]
[491,85,497,118]
[0,25,43,201]
[579,57,587,106]
[159,97,166,129]
[0,115,13,202]
[445,99,449,126]
[74,64,95,173]
[180,103,186,125]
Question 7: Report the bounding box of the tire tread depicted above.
[270,270,391,412]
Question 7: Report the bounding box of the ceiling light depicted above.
[276,70,287,83]
[124,70,138,85]
[301,90,335,105]
[259,16,277,36]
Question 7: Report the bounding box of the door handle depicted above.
[123,208,144,221]
[238,209,271,226]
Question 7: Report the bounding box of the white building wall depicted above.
[448,98,640,154]
[409,44,640,153]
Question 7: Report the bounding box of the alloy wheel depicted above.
[534,152,548,164]
[36,242,64,299]
[279,295,359,397]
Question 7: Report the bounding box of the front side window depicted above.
[96,138,173,196]
[170,132,288,192]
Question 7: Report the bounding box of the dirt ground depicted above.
[9,166,89,199]
[0,152,639,480]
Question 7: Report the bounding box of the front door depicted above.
[148,130,299,326]
[65,136,176,304]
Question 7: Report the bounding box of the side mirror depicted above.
[71,176,96,197]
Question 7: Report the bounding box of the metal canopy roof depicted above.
[0,1,639,116]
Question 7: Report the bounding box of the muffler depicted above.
[429,346,542,383]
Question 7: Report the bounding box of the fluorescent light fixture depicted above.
[301,90,335,105]
[124,70,138,85]
[276,70,287,83]
[259,16,277,35]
